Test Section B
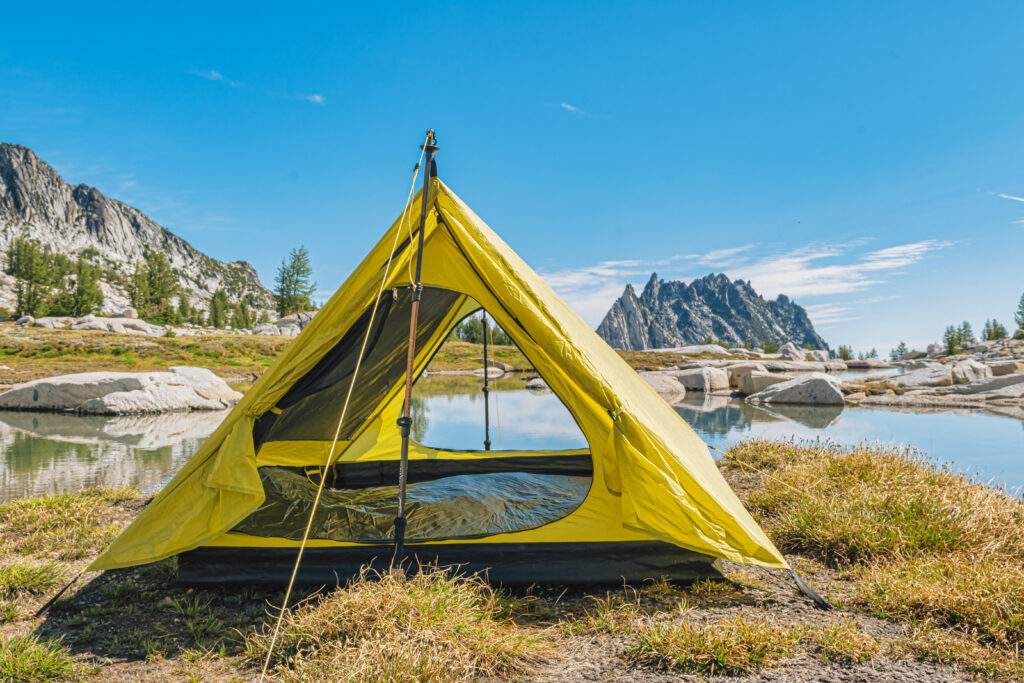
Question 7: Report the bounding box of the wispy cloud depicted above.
[994,192,1024,203]
[559,102,586,115]
[191,68,242,88]
[679,244,756,268]
[190,68,325,106]
[733,240,953,298]
[541,239,953,327]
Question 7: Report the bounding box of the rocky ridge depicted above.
[597,272,826,350]
[0,143,273,315]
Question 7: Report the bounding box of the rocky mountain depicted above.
[0,143,273,315]
[596,272,827,350]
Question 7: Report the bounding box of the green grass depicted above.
[0,487,139,560]
[246,567,549,682]
[0,635,79,682]
[0,561,63,596]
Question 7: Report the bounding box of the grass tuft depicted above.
[627,617,800,676]
[246,567,549,682]
[0,487,139,560]
[803,619,880,664]
[0,561,63,596]
[723,440,1024,566]
[0,635,78,682]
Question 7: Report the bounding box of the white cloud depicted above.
[732,240,953,298]
[679,244,756,268]
[995,192,1024,203]
[304,93,326,105]
[559,102,585,115]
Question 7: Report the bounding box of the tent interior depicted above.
[233,295,594,546]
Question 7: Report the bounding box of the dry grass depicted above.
[804,618,881,664]
[246,567,550,682]
[0,487,140,560]
[723,440,1024,565]
[627,616,801,676]
[722,440,1024,669]
[893,621,1024,678]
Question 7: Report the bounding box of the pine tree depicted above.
[231,299,253,330]
[208,290,229,328]
[274,246,316,316]
[958,321,975,347]
[68,257,103,316]
[177,296,192,324]
[1016,292,1024,331]
[128,251,179,323]
[992,319,1009,339]
[943,325,960,355]
[836,345,853,361]
[890,341,908,361]
[6,238,54,317]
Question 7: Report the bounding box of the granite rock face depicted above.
[596,272,827,351]
[0,143,273,316]
[0,367,242,414]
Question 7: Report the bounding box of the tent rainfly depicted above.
[89,136,792,586]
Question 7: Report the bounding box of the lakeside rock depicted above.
[639,371,686,404]
[747,373,845,406]
[0,367,242,414]
[739,371,791,395]
[674,367,730,393]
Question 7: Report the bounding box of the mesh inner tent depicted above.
[254,286,463,445]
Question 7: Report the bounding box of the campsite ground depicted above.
[2,441,1021,681]
[0,323,702,389]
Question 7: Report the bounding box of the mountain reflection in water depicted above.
[0,410,227,501]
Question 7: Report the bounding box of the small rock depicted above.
[724,363,768,388]
[525,377,547,390]
[779,342,805,361]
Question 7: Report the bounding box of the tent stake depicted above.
[393,129,438,567]
[482,311,492,451]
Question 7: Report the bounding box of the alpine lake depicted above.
[2,370,1022,502]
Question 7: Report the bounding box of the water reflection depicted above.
[0,411,226,501]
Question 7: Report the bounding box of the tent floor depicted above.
[176,541,719,586]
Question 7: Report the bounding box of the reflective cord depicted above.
[258,135,428,682]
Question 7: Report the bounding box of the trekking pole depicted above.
[392,129,438,567]
[482,311,492,451]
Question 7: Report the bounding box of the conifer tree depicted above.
[274,246,316,316]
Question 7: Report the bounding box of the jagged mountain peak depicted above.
[0,142,273,315]
[596,271,827,350]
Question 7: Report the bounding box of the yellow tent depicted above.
[90,166,787,584]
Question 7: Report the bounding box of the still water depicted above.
[1,374,1022,501]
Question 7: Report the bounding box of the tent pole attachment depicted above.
[482,311,492,451]
[392,129,438,567]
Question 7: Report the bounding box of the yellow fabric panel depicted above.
[91,176,787,571]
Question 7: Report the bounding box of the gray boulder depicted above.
[675,367,730,392]
[253,323,281,336]
[989,360,1024,376]
[725,363,768,389]
[892,363,953,388]
[525,376,547,390]
[747,372,845,405]
[639,371,686,404]
[738,371,791,395]
[0,367,242,414]
[779,342,805,361]
[951,359,992,384]
[926,343,943,358]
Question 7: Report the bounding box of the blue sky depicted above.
[2,2,1023,354]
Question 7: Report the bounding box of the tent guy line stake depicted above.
[392,129,438,567]
[258,132,429,682]
[705,441,832,611]
[482,311,492,451]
